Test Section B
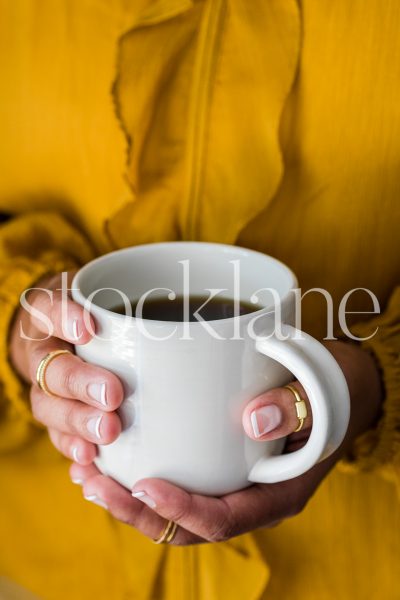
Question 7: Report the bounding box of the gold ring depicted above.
[284,384,308,433]
[153,520,178,544]
[36,349,72,396]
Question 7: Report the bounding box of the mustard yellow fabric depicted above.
[0,1,399,598]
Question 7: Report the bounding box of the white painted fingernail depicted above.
[251,404,282,437]
[132,491,156,509]
[68,318,81,340]
[84,494,108,509]
[71,478,84,485]
[87,415,102,439]
[71,446,80,463]
[87,382,107,406]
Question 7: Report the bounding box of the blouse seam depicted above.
[184,0,226,240]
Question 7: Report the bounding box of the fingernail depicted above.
[68,318,81,341]
[71,446,80,463]
[251,404,282,438]
[84,494,108,509]
[87,415,102,440]
[71,478,84,485]
[132,491,156,509]
[87,382,107,406]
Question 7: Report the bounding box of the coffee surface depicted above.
[110,295,261,321]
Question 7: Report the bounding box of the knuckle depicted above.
[62,365,81,398]
[207,514,234,542]
[110,509,136,528]
[265,387,286,406]
[206,502,235,542]
[274,387,288,404]
[168,496,192,524]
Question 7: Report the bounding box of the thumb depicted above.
[242,382,313,441]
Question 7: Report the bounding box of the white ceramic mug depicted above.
[72,242,350,496]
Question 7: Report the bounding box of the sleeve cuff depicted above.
[0,252,79,450]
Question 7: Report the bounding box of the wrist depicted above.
[323,340,384,453]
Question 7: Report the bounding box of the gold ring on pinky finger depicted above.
[36,349,73,397]
[153,520,178,544]
[284,384,308,433]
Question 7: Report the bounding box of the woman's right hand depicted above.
[9,272,124,465]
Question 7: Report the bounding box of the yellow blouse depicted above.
[0,1,399,599]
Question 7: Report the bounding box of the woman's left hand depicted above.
[69,340,383,545]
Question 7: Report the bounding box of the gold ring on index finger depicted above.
[36,349,73,397]
[284,384,308,433]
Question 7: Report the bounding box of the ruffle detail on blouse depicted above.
[105,0,200,248]
[106,0,301,247]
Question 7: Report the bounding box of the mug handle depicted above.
[248,324,350,483]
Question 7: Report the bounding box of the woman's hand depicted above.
[69,340,383,545]
[10,272,124,465]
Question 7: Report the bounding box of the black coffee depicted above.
[110,295,261,322]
